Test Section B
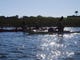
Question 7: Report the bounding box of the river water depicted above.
[0,27,80,60]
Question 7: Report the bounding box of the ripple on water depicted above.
[0,30,80,60]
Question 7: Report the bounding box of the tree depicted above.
[75,11,78,16]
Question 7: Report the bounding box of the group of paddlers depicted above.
[22,16,64,33]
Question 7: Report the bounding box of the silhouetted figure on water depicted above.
[48,28,54,32]
[21,21,26,31]
[57,16,64,33]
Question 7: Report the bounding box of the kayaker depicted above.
[57,16,64,33]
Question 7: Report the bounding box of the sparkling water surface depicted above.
[0,27,80,60]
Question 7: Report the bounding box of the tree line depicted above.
[0,15,80,27]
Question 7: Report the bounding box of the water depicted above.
[0,27,80,60]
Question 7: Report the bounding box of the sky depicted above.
[0,0,80,17]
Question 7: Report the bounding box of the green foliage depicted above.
[0,15,80,27]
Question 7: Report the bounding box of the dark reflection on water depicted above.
[0,27,80,60]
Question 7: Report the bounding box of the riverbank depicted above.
[0,15,80,27]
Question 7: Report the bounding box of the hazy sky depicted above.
[0,0,80,17]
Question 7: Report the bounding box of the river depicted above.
[0,27,80,60]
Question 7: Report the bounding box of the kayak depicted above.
[28,31,80,34]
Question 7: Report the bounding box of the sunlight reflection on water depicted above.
[36,33,80,60]
[0,27,80,60]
